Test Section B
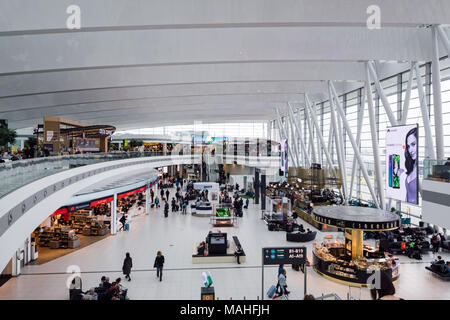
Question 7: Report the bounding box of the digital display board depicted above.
[262,247,306,265]
[385,124,419,204]
[280,139,288,172]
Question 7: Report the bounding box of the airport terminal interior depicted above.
[1,1,450,301]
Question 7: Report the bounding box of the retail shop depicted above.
[35,116,115,154]
[28,170,157,265]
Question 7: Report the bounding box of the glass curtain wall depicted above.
[296,58,450,226]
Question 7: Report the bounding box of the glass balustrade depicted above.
[0,151,165,199]
[0,150,280,199]
[423,159,450,183]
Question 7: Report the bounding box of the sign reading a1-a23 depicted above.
[262,247,306,265]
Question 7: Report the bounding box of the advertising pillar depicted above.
[255,169,260,205]
[261,173,266,210]
[145,184,150,215]
[111,193,118,235]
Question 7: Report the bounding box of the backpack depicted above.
[432,234,438,244]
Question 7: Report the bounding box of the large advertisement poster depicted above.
[385,124,418,204]
[75,138,100,152]
[281,139,288,172]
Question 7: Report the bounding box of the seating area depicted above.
[369,226,442,260]
[425,258,450,281]
[69,276,130,300]
[286,231,317,243]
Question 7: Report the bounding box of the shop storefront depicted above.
[312,206,401,287]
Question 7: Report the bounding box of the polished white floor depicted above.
[0,187,449,300]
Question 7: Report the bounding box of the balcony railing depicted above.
[423,159,450,183]
[0,151,167,199]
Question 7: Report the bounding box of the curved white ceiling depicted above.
[0,0,449,130]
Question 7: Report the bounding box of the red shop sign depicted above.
[117,186,146,200]
[90,196,114,207]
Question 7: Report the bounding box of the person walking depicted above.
[150,189,154,203]
[171,197,176,212]
[165,189,170,201]
[276,264,284,293]
[277,269,289,296]
[164,201,169,218]
[182,200,187,214]
[431,232,441,254]
[122,252,133,281]
[155,196,160,208]
[234,244,244,264]
[154,251,165,281]
[119,213,127,231]
[160,188,164,200]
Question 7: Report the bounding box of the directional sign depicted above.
[262,247,307,265]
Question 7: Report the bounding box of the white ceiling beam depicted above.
[0,62,359,98]
[0,27,446,74]
[1,0,449,33]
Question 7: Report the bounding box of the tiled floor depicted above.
[0,186,449,300]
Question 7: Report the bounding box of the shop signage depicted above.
[51,207,68,217]
[117,186,146,199]
[90,196,114,207]
[313,213,399,231]
[69,202,91,212]
[262,247,306,265]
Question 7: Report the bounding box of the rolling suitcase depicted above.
[267,285,277,298]
[124,223,130,231]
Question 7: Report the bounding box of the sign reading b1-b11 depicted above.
[262,247,306,265]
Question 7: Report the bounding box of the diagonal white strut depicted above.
[330,81,380,208]
[304,94,337,179]
[288,102,311,167]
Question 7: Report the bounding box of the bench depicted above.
[286,231,316,243]
[191,237,246,264]
[425,266,450,281]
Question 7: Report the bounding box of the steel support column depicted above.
[330,82,380,208]
[276,107,297,167]
[287,105,301,168]
[365,63,385,209]
[437,25,450,58]
[305,94,337,179]
[432,26,445,160]
[327,82,348,202]
[295,107,309,167]
[401,62,415,125]
[415,63,437,159]
[349,88,366,200]
[288,102,311,167]
[305,102,317,164]
[368,61,398,127]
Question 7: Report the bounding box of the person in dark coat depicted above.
[122,252,133,281]
[164,201,169,217]
[154,251,165,281]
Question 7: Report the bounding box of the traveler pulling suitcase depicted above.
[267,285,277,298]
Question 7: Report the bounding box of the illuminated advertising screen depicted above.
[385,124,418,204]
[280,139,288,172]
[75,138,100,152]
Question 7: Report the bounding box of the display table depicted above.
[210,205,236,227]
[192,232,246,264]
[311,206,400,287]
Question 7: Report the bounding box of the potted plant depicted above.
[0,124,17,152]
